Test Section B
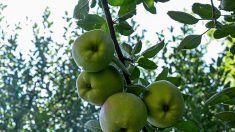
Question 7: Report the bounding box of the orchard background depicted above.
[0,0,235,131]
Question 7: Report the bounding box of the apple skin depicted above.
[76,66,124,106]
[143,80,184,128]
[99,92,148,132]
[72,29,115,72]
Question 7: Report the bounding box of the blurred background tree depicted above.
[0,4,98,131]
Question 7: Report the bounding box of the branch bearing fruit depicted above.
[99,92,148,132]
[72,29,115,72]
[76,66,124,106]
[143,80,184,128]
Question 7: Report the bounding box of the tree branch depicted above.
[210,0,217,28]
[100,0,131,85]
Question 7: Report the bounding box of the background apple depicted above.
[76,66,124,106]
[72,29,115,72]
[99,92,147,132]
[143,80,184,128]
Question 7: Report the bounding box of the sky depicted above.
[0,0,223,63]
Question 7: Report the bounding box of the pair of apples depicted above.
[72,30,185,131]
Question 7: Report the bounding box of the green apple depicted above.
[99,92,147,132]
[76,66,124,106]
[72,29,115,72]
[143,80,184,128]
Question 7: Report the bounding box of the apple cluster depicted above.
[72,30,185,131]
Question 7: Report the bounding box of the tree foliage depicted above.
[0,5,97,131]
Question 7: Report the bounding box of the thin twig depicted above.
[123,57,134,63]
[100,0,131,85]
[210,0,217,28]
[201,28,211,36]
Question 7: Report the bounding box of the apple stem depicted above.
[112,57,130,76]
[100,0,131,85]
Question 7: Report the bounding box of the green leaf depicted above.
[137,56,157,70]
[121,42,132,55]
[213,29,229,39]
[108,0,133,6]
[216,56,223,67]
[132,41,142,54]
[175,120,200,132]
[166,76,181,87]
[77,14,105,31]
[205,21,222,28]
[227,120,235,128]
[230,44,235,55]
[90,0,97,8]
[115,21,134,36]
[155,67,181,86]
[223,97,235,105]
[118,3,136,20]
[220,0,235,11]
[224,81,231,88]
[139,78,150,86]
[108,0,124,6]
[222,24,235,34]
[101,22,109,32]
[73,0,89,19]
[130,66,140,80]
[214,24,235,39]
[167,11,199,24]
[143,0,156,14]
[178,35,202,50]
[192,3,221,19]
[215,111,235,122]
[231,33,235,38]
[156,0,170,3]
[156,67,169,81]
[126,84,147,96]
[142,40,165,58]
[205,87,235,106]
[224,15,235,22]
[84,120,102,132]
[112,57,130,75]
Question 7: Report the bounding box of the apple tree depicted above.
[72,0,235,131]
[0,0,235,131]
